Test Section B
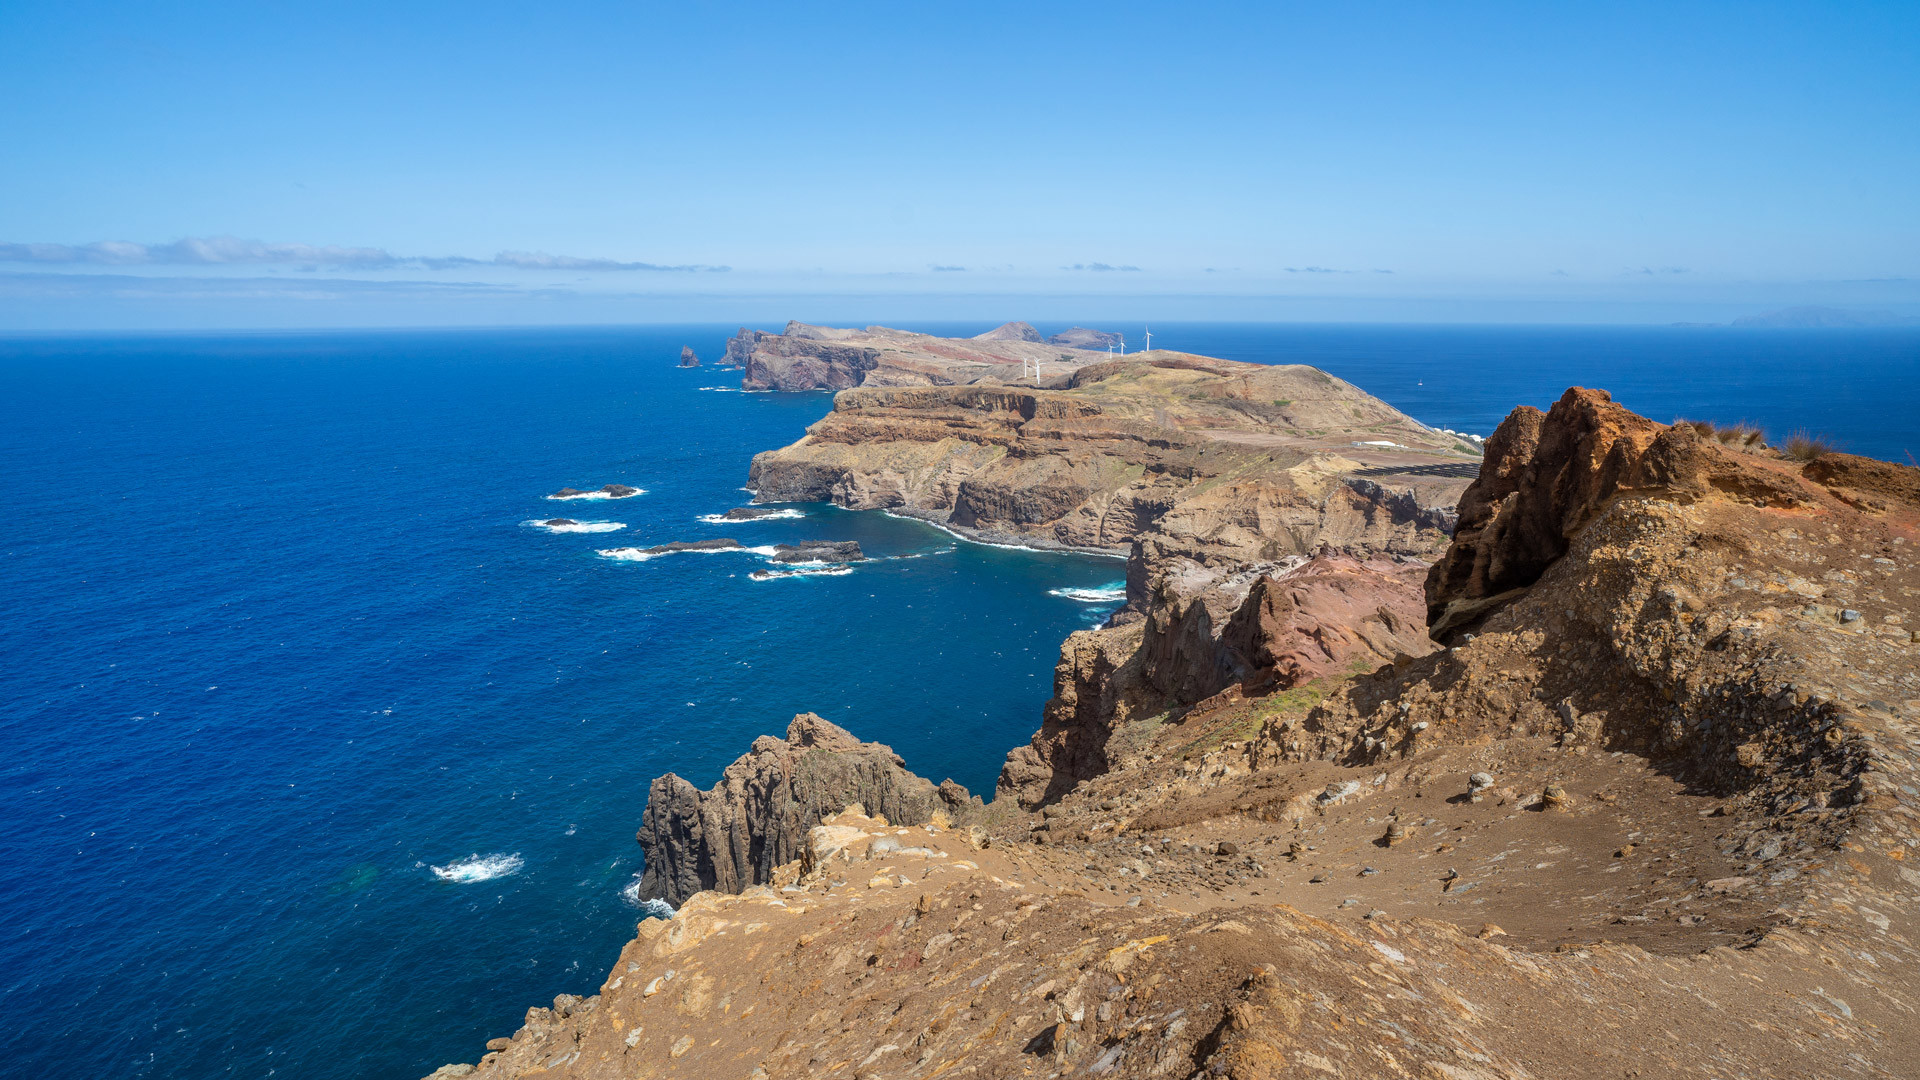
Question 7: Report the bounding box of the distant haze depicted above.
[0,3,1915,329]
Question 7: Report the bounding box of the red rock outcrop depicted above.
[1219,552,1436,692]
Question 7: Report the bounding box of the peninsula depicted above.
[428,326,1920,1080]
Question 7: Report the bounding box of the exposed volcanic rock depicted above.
[768,540,862,563]
[749,357,1470,553]
[543,518,577,527]
[642,538,742,554]
[1426,387,1808,637]
[717,506,785,520]
[677,346,699,367]
[743,341,1471,807]
[1219,552,1436,693]
[632,713,972,907]
[725,321,1113,391]
[999,551,1439,807]
[1047,325,1123,350]
[436,386,1920,1080]
[550,484,640,499]
[972,320,1043,342]
[1260,392,1920,924]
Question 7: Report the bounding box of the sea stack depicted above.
[679,346,700,367]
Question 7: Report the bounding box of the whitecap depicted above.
[596,543,777,563]
[621,876,676,918]
[523,519,626,534]
[1050,584,1127,603]
[431,853,524,883]
[749,565,856,581]
[696,508,806,524]
[547,489,646,501]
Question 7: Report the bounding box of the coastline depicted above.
[421,331,1920,1080]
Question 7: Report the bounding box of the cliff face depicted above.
[748,352,1471,553]
[431,387,1920,1080]
[726,321,1113,391]
[632,713,972,908]
[745,340,1472,806]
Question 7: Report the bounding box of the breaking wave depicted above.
[596,544,777,562]
[523,519,625,534]
[546,489,645,501]
[430,853,524,883]
[696,509,806,524]
[621,876,676,918]
[749,565,856,581]
[1050,584,1127,603]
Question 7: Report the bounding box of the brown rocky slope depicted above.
[428,389,1920,1080]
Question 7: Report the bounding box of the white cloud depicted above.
[0,236,726,272]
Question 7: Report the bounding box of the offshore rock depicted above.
[677,346,700,367]
[768,540,863,563]
[632,713,967,907]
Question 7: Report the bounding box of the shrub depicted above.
[1783,430,1837,461]
[1674,418,1766,450]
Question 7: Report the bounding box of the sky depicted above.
[1,1,1916,328]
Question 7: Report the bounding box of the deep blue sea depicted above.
[2,323,1915,1079]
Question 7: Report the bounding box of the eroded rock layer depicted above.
[632,713,971,908]
[429,384,1920,1080]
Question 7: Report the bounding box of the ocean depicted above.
[2,323,1914,1079]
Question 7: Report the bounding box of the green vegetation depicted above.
[1271,399,1292,407]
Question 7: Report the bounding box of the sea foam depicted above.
[696,508,805,524]
[596,544,777,562]
[430,853,524,883]
[523,519,625,534]
[621,876,676,918]
[546,489,645,501]
[749,565,855,581]
[1049,584,1127,603]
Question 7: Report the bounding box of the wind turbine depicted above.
[1143,324,1152,353]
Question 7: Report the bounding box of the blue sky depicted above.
[2,1,1915,328]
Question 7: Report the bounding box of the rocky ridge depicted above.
[429,381,1920,1080]
[633,713,974,908]
[726,321,1115,392]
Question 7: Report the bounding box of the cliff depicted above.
[429,380,1920,1080]
[744,333,1474,805]
[632,713,973,908]
[725,321,1116,391]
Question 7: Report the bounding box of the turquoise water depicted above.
[1,323,1913,1079]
